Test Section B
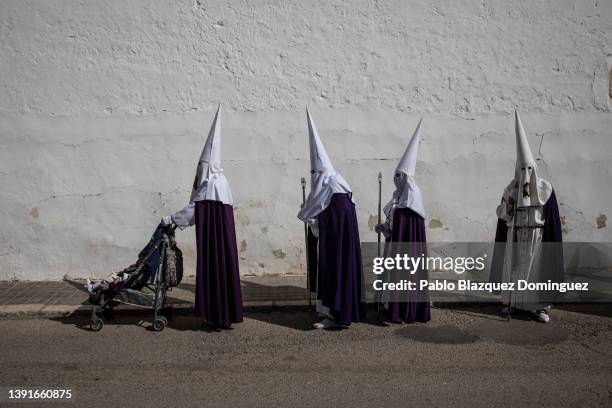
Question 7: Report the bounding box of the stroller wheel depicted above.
[152,316,167,332]
[91,318,104,332]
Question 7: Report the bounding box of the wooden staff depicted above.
[301,177,312,310]
[507,212,517,322]
[376,172,382,319]
[378,172,382,257]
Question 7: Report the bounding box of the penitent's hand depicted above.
[161,215,173,226]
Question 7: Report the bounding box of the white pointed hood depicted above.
[297,109,353,221]
[169,106,233,229]
[497,111,552,219]
[189,106,233,205]
[189,106,233,204]
[383,119,426,226]
[396,118,421,176]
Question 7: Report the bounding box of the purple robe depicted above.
[194,200,243,327]
[307,193,366,326]
[490,190,564,288]
[385,207,431,323]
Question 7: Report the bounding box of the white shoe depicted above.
[535,310,550,323]
[313,318,337,329]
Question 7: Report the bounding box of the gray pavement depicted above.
[0,275,310,317]
[0,302,611,407]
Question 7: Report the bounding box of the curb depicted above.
[0,300,312,319]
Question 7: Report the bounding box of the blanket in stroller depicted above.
[86,224,183,304]
[125,223,184,289]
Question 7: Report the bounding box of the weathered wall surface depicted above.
[1,0,611,280]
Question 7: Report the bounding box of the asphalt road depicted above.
[0,305,611,407]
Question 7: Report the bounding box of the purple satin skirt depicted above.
[315,193,366,326]
[385,207,431,323]
[194,200,243,327]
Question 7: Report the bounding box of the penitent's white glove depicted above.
[161,215,173,226]
[307,219,319,238]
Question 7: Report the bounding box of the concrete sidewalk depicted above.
[0,275,310,317]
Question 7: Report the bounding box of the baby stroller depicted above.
[87,223,183,332]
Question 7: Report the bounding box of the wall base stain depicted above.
[596,214,607,229]
[272,249,286,259]
[428,219,443,229]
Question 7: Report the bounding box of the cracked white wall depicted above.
[1,0,611,280]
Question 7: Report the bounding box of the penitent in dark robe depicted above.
[162,106,243,328]
[298,109,366,329]
[489,111,563,322]
[376,119,430,323]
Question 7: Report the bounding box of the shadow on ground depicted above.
[555,303,612,319]
[392,303,574,346]
[49,303,389,333]
[179,280,309,302]
[395,325,480,344]
[465,318,570,345]
[48,304,573,345]
[63,279,89,294]
[180,280,389,330]
[393,318,571,346]
[49,311,225,333]
[48,281,607,342]
[436,301,612,322]
[434,302,543,322]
